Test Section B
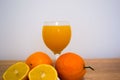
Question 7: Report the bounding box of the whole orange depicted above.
[26,52,53,69]
[55,52,86,80]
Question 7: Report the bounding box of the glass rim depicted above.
[43,21,70,26]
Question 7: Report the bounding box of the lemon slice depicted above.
[29,64,57,80]
[3,62,30,80]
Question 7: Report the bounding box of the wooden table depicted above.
[0,58,120,80]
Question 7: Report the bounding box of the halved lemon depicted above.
[29,64,58,80]
[3,62,30,80]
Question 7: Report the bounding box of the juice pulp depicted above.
[42,25,71,54]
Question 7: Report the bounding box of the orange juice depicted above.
[42,25,71,54]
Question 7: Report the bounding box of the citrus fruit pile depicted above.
[3,52,94,80]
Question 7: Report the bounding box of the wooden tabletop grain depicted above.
[0,58,120,80]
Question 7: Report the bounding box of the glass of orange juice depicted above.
[42,21,71,56]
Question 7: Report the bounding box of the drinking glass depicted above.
[42,21,71,58]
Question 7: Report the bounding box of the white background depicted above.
[0,0,120,60]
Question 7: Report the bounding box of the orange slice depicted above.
[29,64,57,80]
[3,62,30,80]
